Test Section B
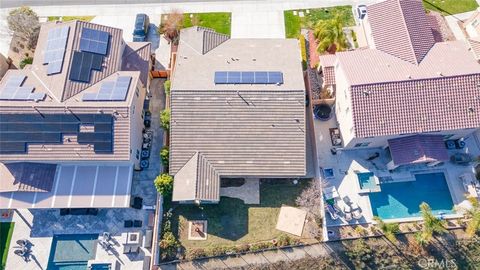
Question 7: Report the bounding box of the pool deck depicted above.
[314,115,480,227]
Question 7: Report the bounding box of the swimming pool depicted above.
[47,234,98,270]
[369,172,454,220]
[357,172,377,190]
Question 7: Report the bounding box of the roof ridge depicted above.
[396,0,419,65]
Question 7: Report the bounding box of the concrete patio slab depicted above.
[220,178,259,204]
[276,206,307,236]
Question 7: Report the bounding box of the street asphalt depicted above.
[1,0,249,8]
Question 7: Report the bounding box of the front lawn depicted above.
[423,0,478,15]
[47,16,95,22]
[182,12,231,36]
[0,223,14,270]
[284,6,355,38]
[170,179,311,252]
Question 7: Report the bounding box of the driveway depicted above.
[231,10,285,38]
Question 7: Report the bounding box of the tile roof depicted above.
[350,74,480,137]
[336,41,480,85]
[467,38,480,60]
[388,135,448,165]
[367,0,435,64]
[172,152,219,201]
[121,42,151,87]
[323,67,336,86]
[170,29,307,202]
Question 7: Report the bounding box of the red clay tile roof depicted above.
[323,67,336,85]
[367,0,435,64]
[388,135,449,165]
[350,74,480,137]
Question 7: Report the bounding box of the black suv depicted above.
[133,14,149,42]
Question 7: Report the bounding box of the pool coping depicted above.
[366,169,460,223]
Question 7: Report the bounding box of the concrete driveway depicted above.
[231,10,285,38]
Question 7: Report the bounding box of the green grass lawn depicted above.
[170,179,310,250]
[182,13,231,35]
[47,16,95,22]
[423,0,478,15]
[284,6,355,38]
[0,223,14,270]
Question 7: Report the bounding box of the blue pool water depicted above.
[357,172,377,190]
[369,172,454,220]
[47,234,98,270]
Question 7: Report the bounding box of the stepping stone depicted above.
[293,11,298,15]
[299,11,305,17]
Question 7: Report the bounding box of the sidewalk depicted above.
[157,243,331,270]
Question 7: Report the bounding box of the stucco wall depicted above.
[129,79,147,169]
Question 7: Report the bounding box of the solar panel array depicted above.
[82,76,132,101]
[79,28,110,55]
[69,51,103,82]
[43,26,70,75]
[214,71,284,84]
[0,113,113,154]
[0,75,46,101]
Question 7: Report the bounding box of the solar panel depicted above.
[82,76,131,101]
[213,71,284,84]
[79,28,110,55]
[69,51,104,83]
[268,72,284,84]
[214,72,228,84]
[0,75,46,101]
[44,26,70,75]
[0,113,114,154]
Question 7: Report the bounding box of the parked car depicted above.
[133,14,149,42]
[356,5,367,20]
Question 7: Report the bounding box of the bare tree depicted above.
[296,180,324,217]
[7,6,40,49]
[159,10,184,45]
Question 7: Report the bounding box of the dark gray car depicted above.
[133,14,149,42]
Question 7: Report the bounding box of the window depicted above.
[354,142,371,147]
[132,105,135,115]
[136,149,140,160]
[135,87,140,97]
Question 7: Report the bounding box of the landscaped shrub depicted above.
[164,80,171,96]
[159,231,179,260]
[277,234,293,246]
[19,57,33,69]
[160,109,170,130]
[299,35,307,70]
[160,146,169,169]
[346,239,374,269]
[154,173,173,196]
[186,248,207,260]
[235,244,250,253]
[208,246,227,256]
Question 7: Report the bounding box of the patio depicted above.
[314,114,480,227]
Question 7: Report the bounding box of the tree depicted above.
[159,11,183,44]
[19,57,33,69]
[160,146,169,169]
[463,197,480,238]
[373,216,399,243]
[154,173,173,196]
[313,14,347,53]
[295,180,322,217]
[7,6,40,49]
[160,109,170,131]
[418,202,447,244]
[159,231,179,259]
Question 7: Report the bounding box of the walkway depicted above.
[158,243,332,270]
[220,178,260,204]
